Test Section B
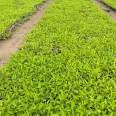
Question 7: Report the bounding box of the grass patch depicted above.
[0,0,116,115]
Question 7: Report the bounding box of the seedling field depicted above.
[0,0,116,115]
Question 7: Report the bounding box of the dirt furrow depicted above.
[95,0,116,20]
[0,0,52,67]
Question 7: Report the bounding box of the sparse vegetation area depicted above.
[0,0,44,39]
[0,0,116,115]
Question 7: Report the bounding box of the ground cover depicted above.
[104,0,116,8]
[0,0,44,39]
[0,0,116,115]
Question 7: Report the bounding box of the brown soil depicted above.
[0,0,52,67]
[95,0,116,20]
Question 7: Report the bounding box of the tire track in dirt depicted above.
[0,0,52,67]
[95,0,116,20]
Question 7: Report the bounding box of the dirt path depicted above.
[95,0,116,20]
[0,0,52,67]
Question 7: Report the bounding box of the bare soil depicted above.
[0,0,52,67]
[95,0,116,20]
